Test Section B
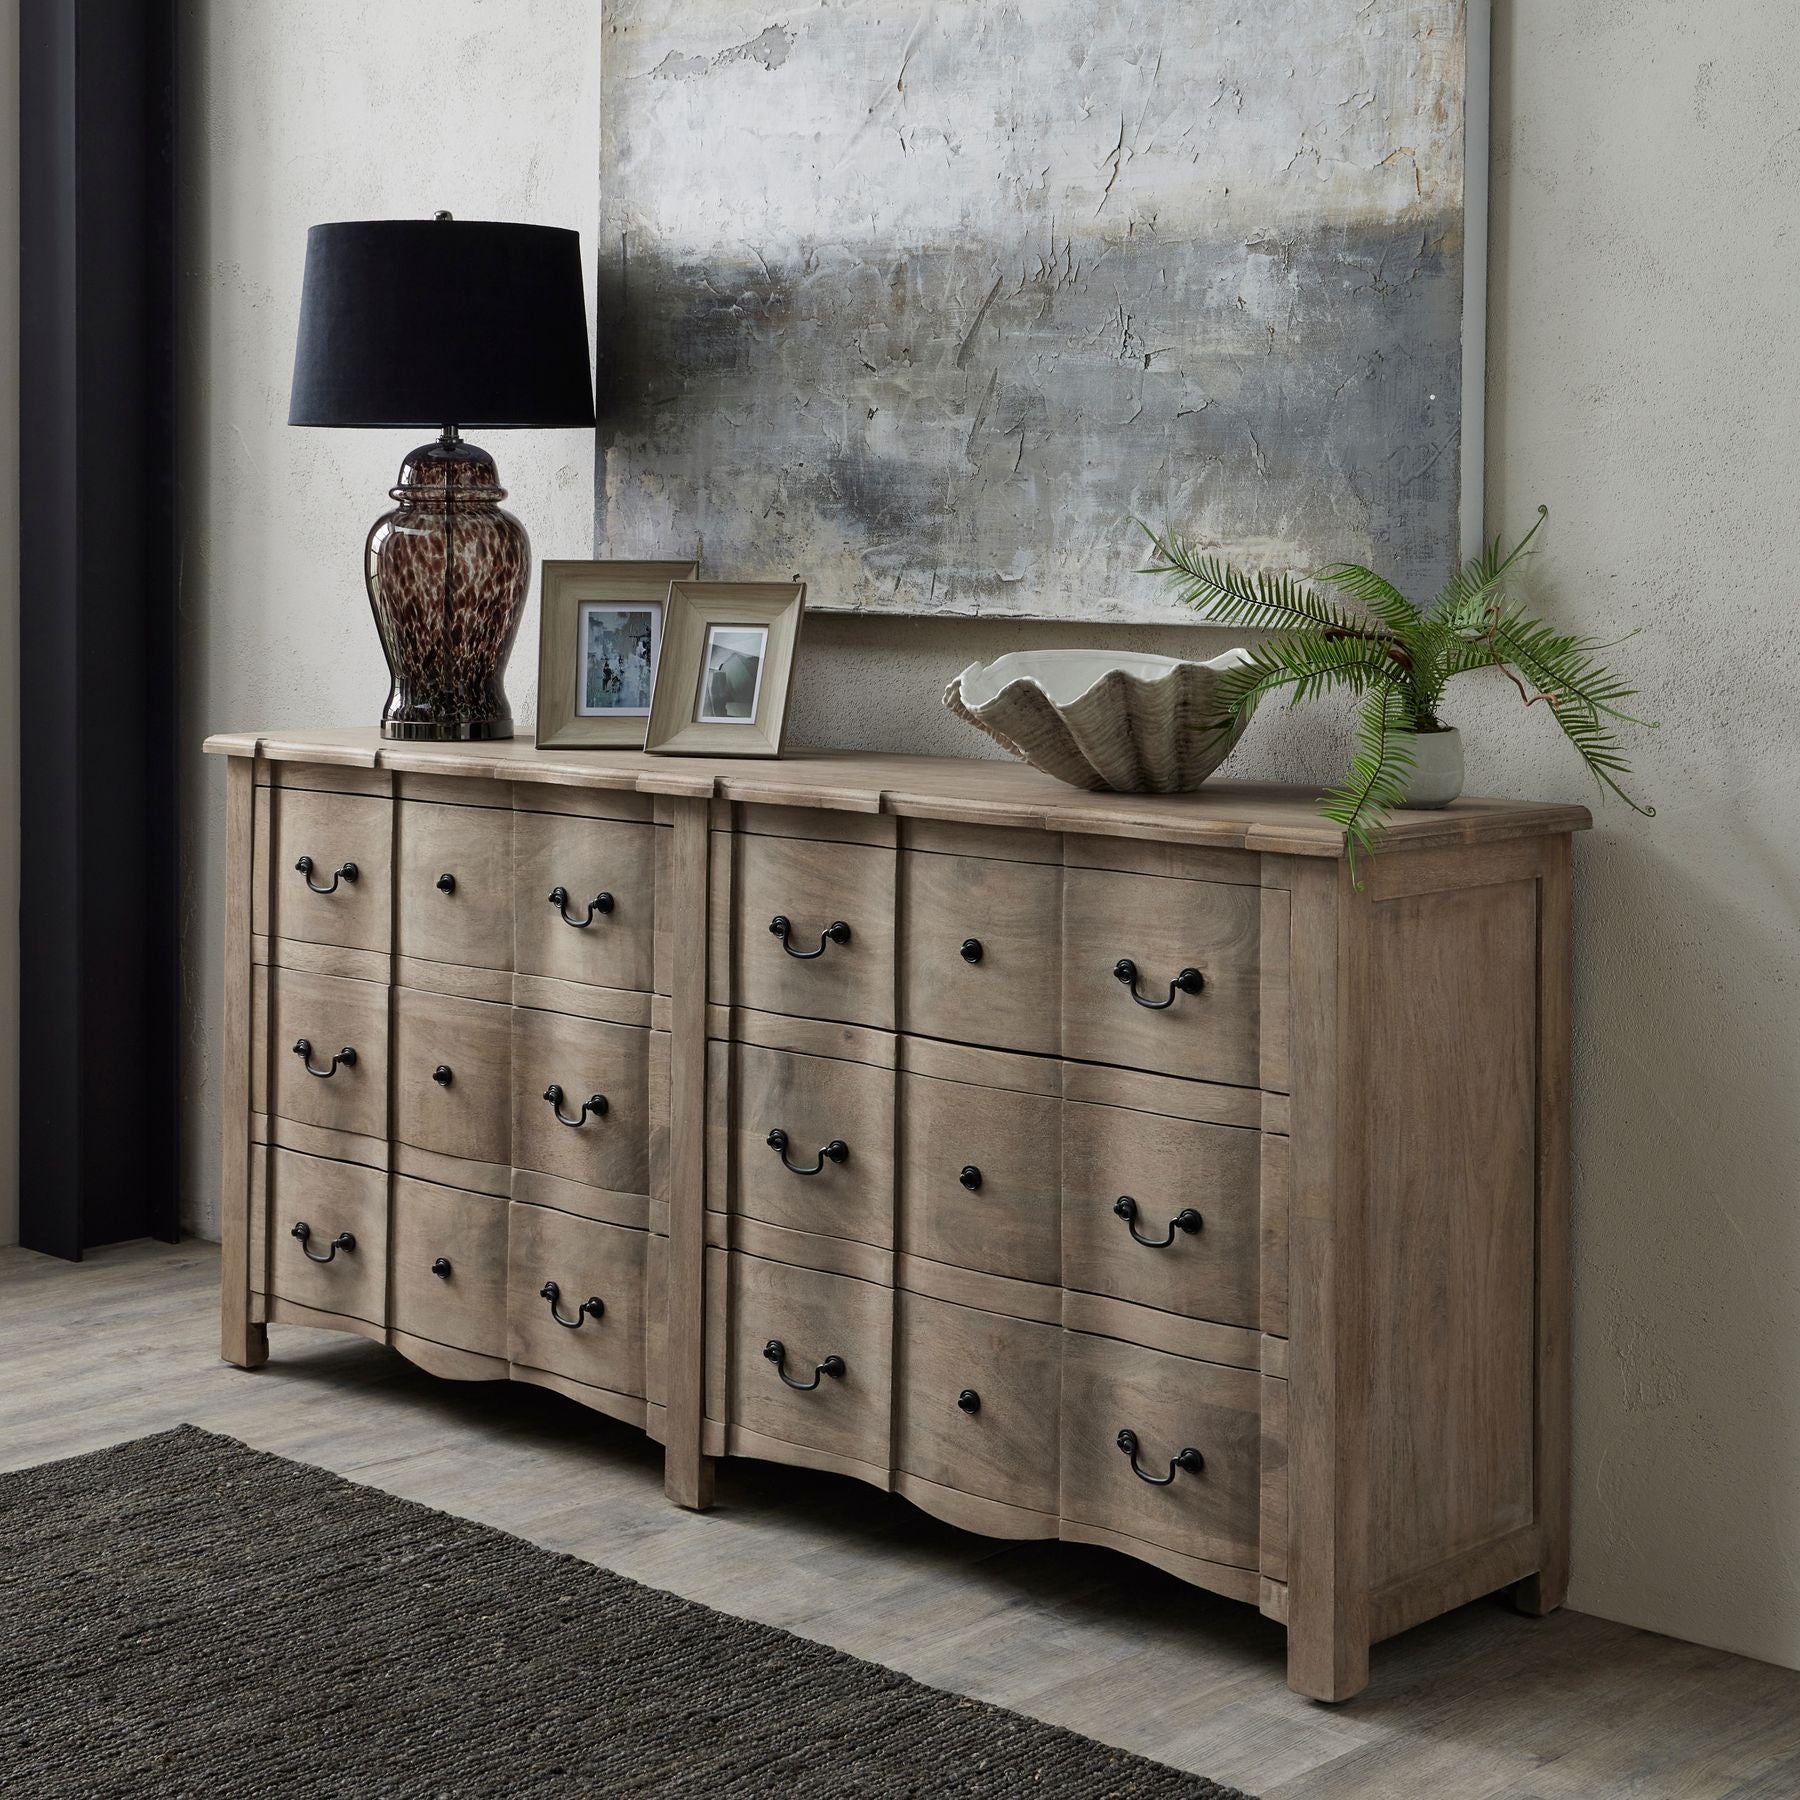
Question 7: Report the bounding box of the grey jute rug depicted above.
[0,1427,1253,1799]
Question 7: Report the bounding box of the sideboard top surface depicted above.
[204,727,1592,858]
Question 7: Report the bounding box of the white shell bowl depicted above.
[943,648,1255,794]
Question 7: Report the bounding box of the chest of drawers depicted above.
[205,728,1587,1702]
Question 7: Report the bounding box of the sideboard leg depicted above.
[219,754,267,1371]
[663,796,714,1511]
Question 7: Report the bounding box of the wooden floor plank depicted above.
[3,1239,1796,1799]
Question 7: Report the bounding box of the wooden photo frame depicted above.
[535,559,699,748]
[644,581,806,758]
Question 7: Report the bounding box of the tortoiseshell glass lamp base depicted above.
[364,431,530,741]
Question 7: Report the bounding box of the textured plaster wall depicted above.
[181,1,1800,1670]
[179,0,600,1241]
[0,0,16,1247]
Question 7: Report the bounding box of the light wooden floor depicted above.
[4,1241,1796,1799]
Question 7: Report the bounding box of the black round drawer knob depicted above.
[431,1256,452,1279]
[959,1165,983,1192]
[959,938,983,965]
[436,872,456,895]
[957,1388,981,1415]
[432,1065,453,1087]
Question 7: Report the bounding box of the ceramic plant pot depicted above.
[1402,725,1465,808]
[943,647,1254,793]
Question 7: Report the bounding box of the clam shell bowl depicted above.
[943,648,1255,794]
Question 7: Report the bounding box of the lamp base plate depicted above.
[380,719,515,743]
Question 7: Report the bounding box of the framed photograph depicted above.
[644,581,805,757]
[535,559,699,748]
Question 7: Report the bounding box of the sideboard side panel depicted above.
[219,755,267,1368]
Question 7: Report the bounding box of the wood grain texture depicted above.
[894,1290,1062,1515]
[512,811,656,992]
[897,848,1062,1055]
[219,757,267,1369]
[510,1009,649,1196]
[389,1178,509,1358]
[257,1147,388,1328]
[261,785,394,954]
[1061,868,1263,1086]
[506,1203,649,1399]
[395,800,515,971]
[392,987,514,1168]
[259,966,390,1142]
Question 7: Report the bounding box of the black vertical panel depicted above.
[19,0,178,1256]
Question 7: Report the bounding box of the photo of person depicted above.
[577,603,660,717]
[695,624,768,724]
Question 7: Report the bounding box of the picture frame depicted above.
[644,581,806,758]
[534,559,699,749]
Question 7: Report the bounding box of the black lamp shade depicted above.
[289,219,597,429]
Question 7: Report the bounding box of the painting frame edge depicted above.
[535,558,701,750]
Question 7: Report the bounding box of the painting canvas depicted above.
[597,3,1482,621]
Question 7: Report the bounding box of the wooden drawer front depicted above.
[514,812,656,993]
[260,967,389,1141]
[511,1008,649,1195]
[896,1073,1059,1286]
[1060,1103,1261,1329]
[1060,1332,1262,1570]
[895,1291,1060,1515]
[731,833,896,1030]
[1062,869,1261,1085]
[711,1250,893,1469]
[397,800,514,971]
[727,1043,894,1248]
[898,851,1061,1055]
[262,787,392,954]
[393,988,513,1168]
[390,1178,507,1357]
[507,1202,648,1396]
[259,1147,387,1326]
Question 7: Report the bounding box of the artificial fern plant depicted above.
[1139,506,1655,870]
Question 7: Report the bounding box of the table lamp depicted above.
[289,214,597,740]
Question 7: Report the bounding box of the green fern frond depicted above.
[1431,504,1549,627]
[1318,562,1422,635]
[1137,522,1372,636]
[1209,634,1401,722]
[1319,683,1417,881]
[1484,610,1653,724]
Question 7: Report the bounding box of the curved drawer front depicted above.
[724,1042,894,1248]
[730,833,896,1030]
[397,800,514,972]
[259,966,389,1141]
[1059,1331,1262,1571]
[898,850,1061,1056]
[391,1178,508,1358]
[897,1071,1060,1287]
[393,988,514,1170]
[708,1248,893,1469]
[506,1202,648,1396]
[256,1146,388,1327]
[514,812,656,993]
[894,1291,1061,1516]
[1060,1101,1261,1328]
[262,786,392,954]
[511,1009,649,1194]
[1062,869,1262,1086]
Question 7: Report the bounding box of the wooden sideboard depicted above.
[204,728,1588,1701]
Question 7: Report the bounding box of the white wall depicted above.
[0,0,19,1248]
[179,0,600,1241]
[180,1,1800,1671]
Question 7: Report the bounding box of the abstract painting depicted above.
[596,3,1481,621]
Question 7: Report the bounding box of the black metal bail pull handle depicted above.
[769,915,852,959]
[764,1338,846,1391]
[295,855,358,894]
[540,1280,604,1328]
[1116,1429,1204,1485]
[1113,1195,1204,1247]
[548,885,615,927]
[293,1039,357,1079]
[291,1221,355,1264]
[1112,959,1205,1010]
[544,1084,608,1127]
[766,1128,849,1175]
